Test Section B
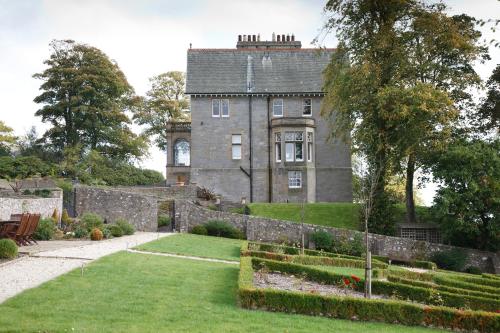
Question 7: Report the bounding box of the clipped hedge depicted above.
[380,268,435,282]
[483,273,500,281]
[247,241,362,261]
[433,275,500,296]
[387,275,500,301]
[455,275,500,289]
[238,257,500,333]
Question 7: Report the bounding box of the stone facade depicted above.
[175,200,500,273]
[74,186,158,231]
[0,189,63,221]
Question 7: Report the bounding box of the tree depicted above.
[33,40,147,162]
[0,121,16,156]
[320,1,487,229]
[476,64,500,134]
[133,71,189,151]
[429,139,499,251]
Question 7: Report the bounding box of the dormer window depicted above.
[303,98,312,116]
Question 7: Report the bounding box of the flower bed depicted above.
[238,257,500,332]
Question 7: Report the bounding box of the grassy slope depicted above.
[135,233,243,261]
[0,252,445,333]
[248,203,433,231]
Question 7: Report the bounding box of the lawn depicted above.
[248,202,433,231]
[0,251,446,333]
[134,233,243,261]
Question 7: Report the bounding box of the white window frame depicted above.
[288,171,302,188]
[212,99,229,118]
[285,131,304,162]
[275,132,282,162]
[231,134,241,160]
[303,98,312,116]
[273,98,283,117]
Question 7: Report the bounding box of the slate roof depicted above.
[186,48,335,94]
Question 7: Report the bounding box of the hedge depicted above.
[388,275,500,301]
[238,257,500,332]
[242,249,388,269]
[455,275,500,289]
[483,273,500,281]
[380,268,435,282]
[433,275,500,296]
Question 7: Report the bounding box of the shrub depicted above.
[204,220,245,239]
[191,225,208,235]
[197,187,216,201]
[33,218,56,240]
[0,239,18,259]
[51,208,59,223]
[331,234,365,256]
[81,213,104,232]
[90,228,103,241]
[61,208,72,225]
[109,224,124,237]
[74,227,88,239]
[116,219,135,235]
[101,225,112,239]
[158,215,170,227]
[310,231,332,251]
[431,249,467,272]
[464,266,482,275]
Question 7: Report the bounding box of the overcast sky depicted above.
[0,0,498,205]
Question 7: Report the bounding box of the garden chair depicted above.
[23,213,41,245]
[2,213,31,246]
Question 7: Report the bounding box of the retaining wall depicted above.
[175,200,500,273]
[0,189,63,221]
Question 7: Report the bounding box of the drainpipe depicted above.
[249,95,253,202]
[267,96,272,202]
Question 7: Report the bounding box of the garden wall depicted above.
[74,186,158,231]
[0,189,63,221]
[116,185,198,200]
[175,200,500,273]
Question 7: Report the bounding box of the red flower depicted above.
[351,275,361,282]
[343,277,351,286]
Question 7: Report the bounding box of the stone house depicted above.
[166,34,353,203]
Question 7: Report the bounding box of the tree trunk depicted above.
[406,153,417,223]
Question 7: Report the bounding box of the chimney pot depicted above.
[281,34,285,42]
[286,34,290,42]
[292,34,295,41]
[257,33,261,41]
[253,34,256,42]
[277,35,281,42]
[238,35,242,42]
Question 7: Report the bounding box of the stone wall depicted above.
[0,189,63,221]
[74,186,158,231]
[175,200,500,273]
[116,185,198,200]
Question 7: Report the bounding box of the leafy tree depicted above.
[33,39,147,162]
[430,139,499,251]
[320,1,487,230]
[0,121,16,156]
[17,126,59,161]
[0,156,57,179]
[133,71,189,151]
[476,64,500,134]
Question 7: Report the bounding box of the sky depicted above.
[0,0,499,205]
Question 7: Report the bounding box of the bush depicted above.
[464,266,482,275]
[33,218,56,240]
[101,225,112,239]
[81,213,104,232]
[331,234,365,256]
[109,225,124,237]
[431,249,467,271]
[197,187,216,201]
[204,220,245,239]
[191,225,208,235]
[238,257,500,333]
[0,239,18,259]
[310,231,332,251]
[116,219,135,235]
[90,228,103,241]
[74,227,88,239]
[158,215,171,227]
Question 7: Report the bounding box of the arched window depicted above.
[174,139,190,166]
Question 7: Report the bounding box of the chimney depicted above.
[238,35,242,42]
[281,34,285,42]
[272,32,276,42]
[252,34,256,42]
[291,34,295,41]
[286,34,290,42]
[277,34,281,42]
[257,33,261,41]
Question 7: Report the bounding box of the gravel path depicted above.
[0,232,172,304]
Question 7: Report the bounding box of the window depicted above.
[232,134,241,160]
[275,132,282,162]
[212,99,229,118]
[288,171,302,188]
[273,99,283,117]
[174,139,190,166]
[307,132,313,162]
[303,98,312,116]
[285,131,303,162]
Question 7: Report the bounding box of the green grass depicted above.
[248,203,434,231]
[248,202,361,230]
[0,251,445,332]
[135,233,243,261]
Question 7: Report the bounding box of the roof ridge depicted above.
[188,48,336,52]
